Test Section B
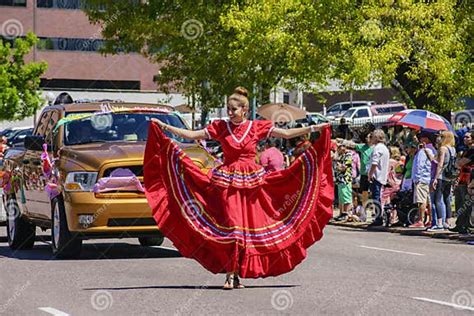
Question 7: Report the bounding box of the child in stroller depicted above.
[385,189,419,227]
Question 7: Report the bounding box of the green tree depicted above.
[224,0,473,113]
[0,32,48,121]
[84,1,252,114]
[84,0,472,114]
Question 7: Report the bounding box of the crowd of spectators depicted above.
[253,121,473,235]
[329,123,473,234]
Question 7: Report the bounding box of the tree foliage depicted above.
[84,0,473,113]
[0,32,48,121]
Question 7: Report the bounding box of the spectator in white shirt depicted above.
[367,129,390,226]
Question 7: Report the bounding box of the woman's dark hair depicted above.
[54,92,74,105]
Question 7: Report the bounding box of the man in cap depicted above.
[410,130,436,227]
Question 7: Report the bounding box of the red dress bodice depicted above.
[205,120,274,188]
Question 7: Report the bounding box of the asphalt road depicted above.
[0,225,473,315]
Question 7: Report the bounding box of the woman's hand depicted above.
[151,118,169,131]
[431,179,438,191]
[311,123,330,132]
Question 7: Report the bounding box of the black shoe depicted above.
[391,221,404,227]
[368,220,383,227]
[333,213,348,221]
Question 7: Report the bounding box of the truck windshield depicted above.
[64,112,194,145]
[342,109,356,118]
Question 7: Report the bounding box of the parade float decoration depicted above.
[2,169,26,203]
[53,103,173,133]
[93,168,144,193]
[40,143,61,199]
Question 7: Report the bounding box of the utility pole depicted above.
[33,0,38,128]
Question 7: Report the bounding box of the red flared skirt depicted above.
[144,125,334,278]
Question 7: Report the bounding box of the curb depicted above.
[329,221,470,242]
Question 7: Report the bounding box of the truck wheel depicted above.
[51,196,82,259]
[6,195,36,250]
[138,235,164,247]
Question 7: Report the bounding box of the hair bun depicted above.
[234,86,249,98]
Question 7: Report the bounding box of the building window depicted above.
[0,0,26,6]
[283,93,290,104]
[37,0,108,9]
[41,79,141,90]
[37,37,105,52]
[0,36,17,47]
[37,0,82,9]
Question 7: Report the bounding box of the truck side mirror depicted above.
[24,135,47,151]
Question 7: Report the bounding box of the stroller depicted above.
[385,189,419,227]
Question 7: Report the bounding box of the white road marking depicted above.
[412,297,474,312]
[38,307,70,316]
[152,246,178,251]
[359,245,425,256]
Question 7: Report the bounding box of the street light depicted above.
[252,65,262,120]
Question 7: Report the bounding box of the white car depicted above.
[341,103,407,126]
[325,101,375,120]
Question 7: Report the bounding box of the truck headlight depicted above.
[65,172,98,192]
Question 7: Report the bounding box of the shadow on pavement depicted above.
[335,227,388,233]
[0,235,51,243]
[0,241,181,260]
[83,284,300,291]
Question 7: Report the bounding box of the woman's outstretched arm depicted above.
[151,118,207,140]
[271,123,329,139]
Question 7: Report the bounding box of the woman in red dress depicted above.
[144,87,334,290]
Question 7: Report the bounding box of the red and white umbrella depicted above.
[388,109,454,132]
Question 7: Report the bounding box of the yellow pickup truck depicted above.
[2,102,216,258]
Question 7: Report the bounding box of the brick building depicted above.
[0,0,185,128]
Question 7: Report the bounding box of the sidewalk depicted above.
[329,208,474,244]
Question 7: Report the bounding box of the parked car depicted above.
[340,103,407,126]
[2,102,217,258]
[325,101,376,120]
[295,113,330,126]
[1,126,33,140]
[7,127,34,147]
